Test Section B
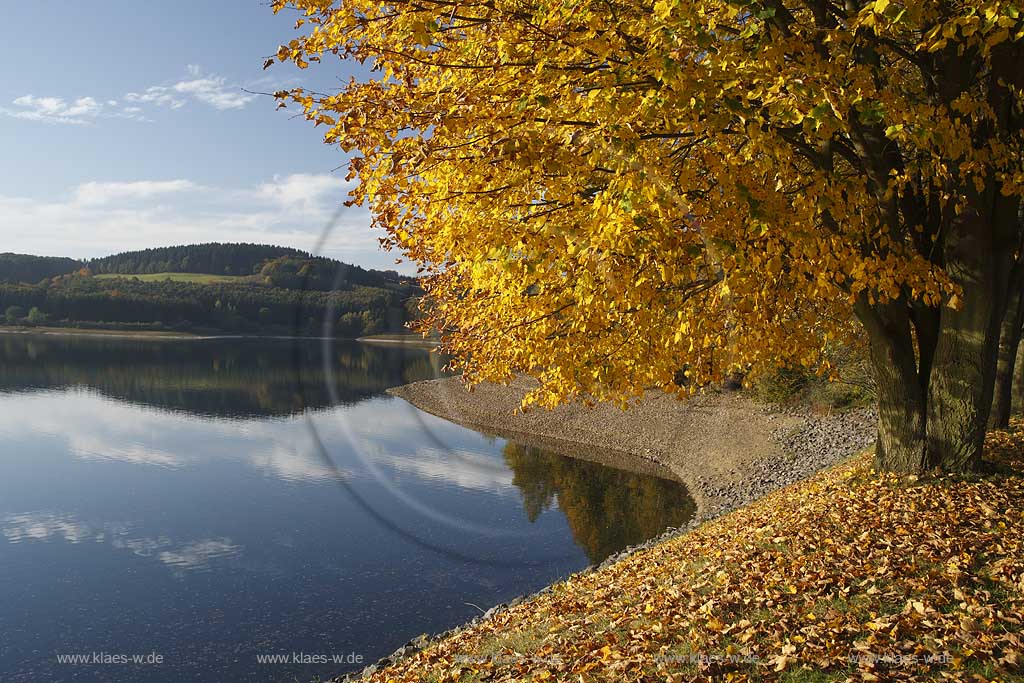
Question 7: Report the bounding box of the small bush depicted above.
[4,305,25,324]
[752,366,811,405]
[26,307,48,325]
[752,342,876,411]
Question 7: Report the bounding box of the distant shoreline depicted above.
[0,325,200,340]
[356,334,439,348]
[0,325,437,346]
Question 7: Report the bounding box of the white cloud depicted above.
[73,179,200,206]
[69,435,186,469]
[173,72,256,110]
[125,65,255,112]
[2,93,150,124]
[4,65,257,126]
[0,389,518,496]
[0,390,346,483]
[0,171,414,272]
[2,95,102,124]
[123,86,186,109]
[111,534,173,557]
[0,172,371,259]
[1,511,94,543]
[371,447,516,493]
[258,173,347,213]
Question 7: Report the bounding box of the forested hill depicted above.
[0,243,422,337]
[0,243,410,289]
[0,253,85,284]
[87,243,308,276]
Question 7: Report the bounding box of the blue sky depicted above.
[0,1,407,271]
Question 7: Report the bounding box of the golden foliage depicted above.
[271,0,1023,408]
[354,422,1024,682]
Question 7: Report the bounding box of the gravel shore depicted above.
[389,376,877,516]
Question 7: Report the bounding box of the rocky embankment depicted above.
[699,406,878,514]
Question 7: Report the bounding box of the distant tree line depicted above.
[4,305,48,325]
[87,243,307,276]
[86,243,412,288]
[0,253,85,284]
[1,244,413,290]
[257,255,407,291]
[0,277,419,336]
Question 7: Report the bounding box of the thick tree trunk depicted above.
[855,298,928,473]
[859,196,1018,474]
[990,285,1024,428]
[1014,340,1024,416]
[926,204,1014,472]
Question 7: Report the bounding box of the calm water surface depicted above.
[0,335,694,682]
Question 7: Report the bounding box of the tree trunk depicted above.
[992,201,1024,427]
[856,298,928,473]
[926,204,1014,472]
[852,43,1022,474]
[990,284,1024,428]
[1014,339,1024,415]
[860,196,1018,474]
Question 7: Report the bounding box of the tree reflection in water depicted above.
[0,335,442,418]
[503,442,696,563]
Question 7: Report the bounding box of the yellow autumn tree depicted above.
[271,0,1023,474]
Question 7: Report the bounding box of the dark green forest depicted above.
[258,255,405,291]
[0,243,420,336]
[87,243,306,276]
[0,253,85,283]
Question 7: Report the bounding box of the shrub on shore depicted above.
[752,343,876,412]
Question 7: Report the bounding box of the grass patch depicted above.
[779,667,850,682]
[472,618,553,658]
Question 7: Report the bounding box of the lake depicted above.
[0,335,694,682]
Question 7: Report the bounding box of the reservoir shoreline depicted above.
[333,377,879,682]
[0,325,436,346]
[388,376,877,517]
